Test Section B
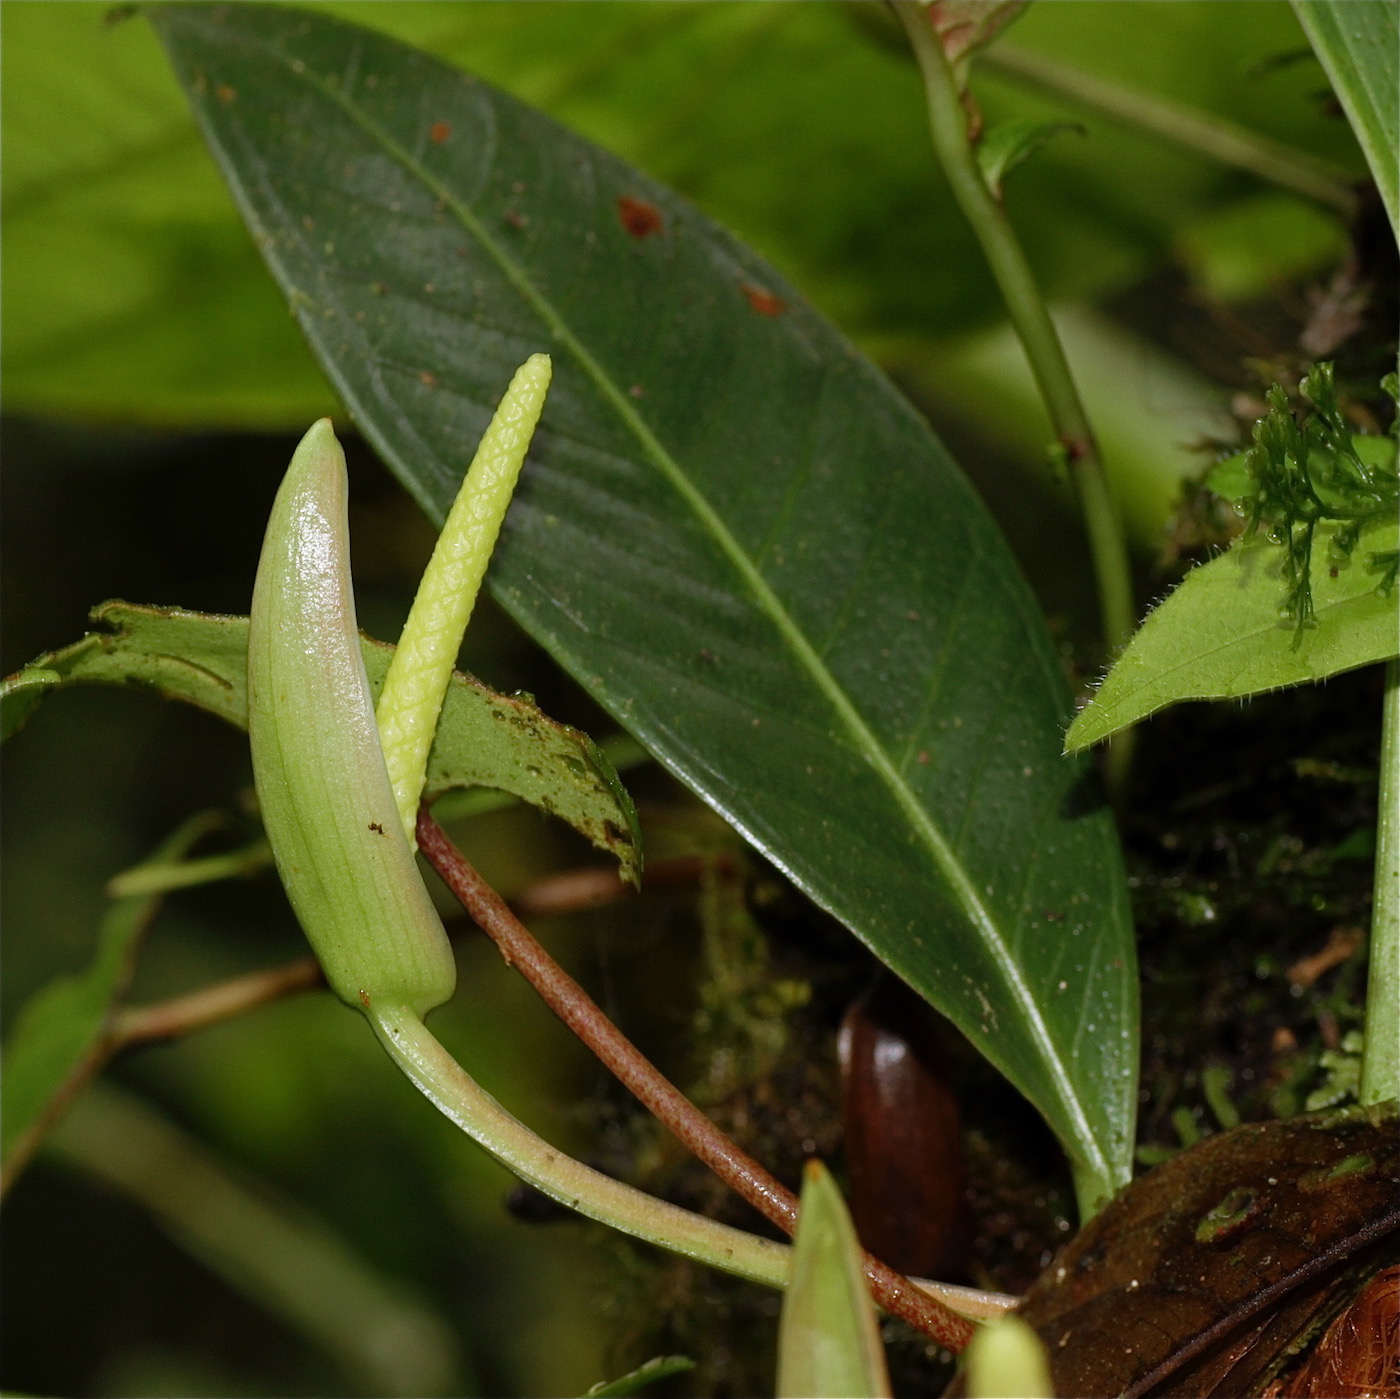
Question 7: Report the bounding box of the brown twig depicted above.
[0,956,327,1202]
[114,957,326,1045]
[417,808,974,1351]
[0,855,722,1202]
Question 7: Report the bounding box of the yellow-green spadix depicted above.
[247,418,456,1017]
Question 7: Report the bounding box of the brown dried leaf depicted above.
[1015,1104,1399,1398]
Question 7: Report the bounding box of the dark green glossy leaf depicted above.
[153,3,1137,1203]
[0,600,640,882]
[1,813,212,1170]
[1291,0,1399,234]
[1066,517,1400,752]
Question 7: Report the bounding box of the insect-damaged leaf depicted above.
[0,601,640,883]
[1015,1103,1400,1398]
[151,3,1138,1205]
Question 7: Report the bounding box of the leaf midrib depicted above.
[212,15,1103,1178]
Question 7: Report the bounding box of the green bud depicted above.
[965,1313,1055,1399]
[248,419,456,1016]
[777,1160,891,1399]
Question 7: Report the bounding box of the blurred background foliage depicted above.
[0,3,1379,1395]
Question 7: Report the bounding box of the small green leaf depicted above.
[1066,515,1400,752]
[1,599,640,884]
[1,812,214,1167]
[926,0,1030,91]
[977,118,1082,197]
[777,1161,891,1399]
[1204,450,1253,502]
[583,1355,696,1399]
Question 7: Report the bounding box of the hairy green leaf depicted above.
[152,2,1138,1205]
[777,1162,891,1399]
[1,813,212,1170]
[0,601,640,882]
[976,117,1081,197]
[1291,0,1399,234]
[1066,516,1400,752]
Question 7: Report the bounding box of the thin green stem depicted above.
[892,2,1135,665]
[1361,657,1399,1105]
[982,44,1359,219]
[106,836,271,898]
[370,1001,792,1288]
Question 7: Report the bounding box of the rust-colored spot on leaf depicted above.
[617,195,665,239]
[503,208,528,230]
[429,121,451,144]
[740,282,786,317]
[419,370,439,388]
[357,988,371,1009]
[215,83,236,104]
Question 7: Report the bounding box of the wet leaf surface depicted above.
[1015,1104,1400,1398]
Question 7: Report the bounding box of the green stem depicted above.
[106,836,271,898]
[369,1001,792,1288]
[893,2,1135,662]
[1361,657,1400,1105]
[982,43,1359,219]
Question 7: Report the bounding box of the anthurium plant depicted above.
[2,1,1396,1395]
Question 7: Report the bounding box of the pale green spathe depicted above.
[247,418,456,1015]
